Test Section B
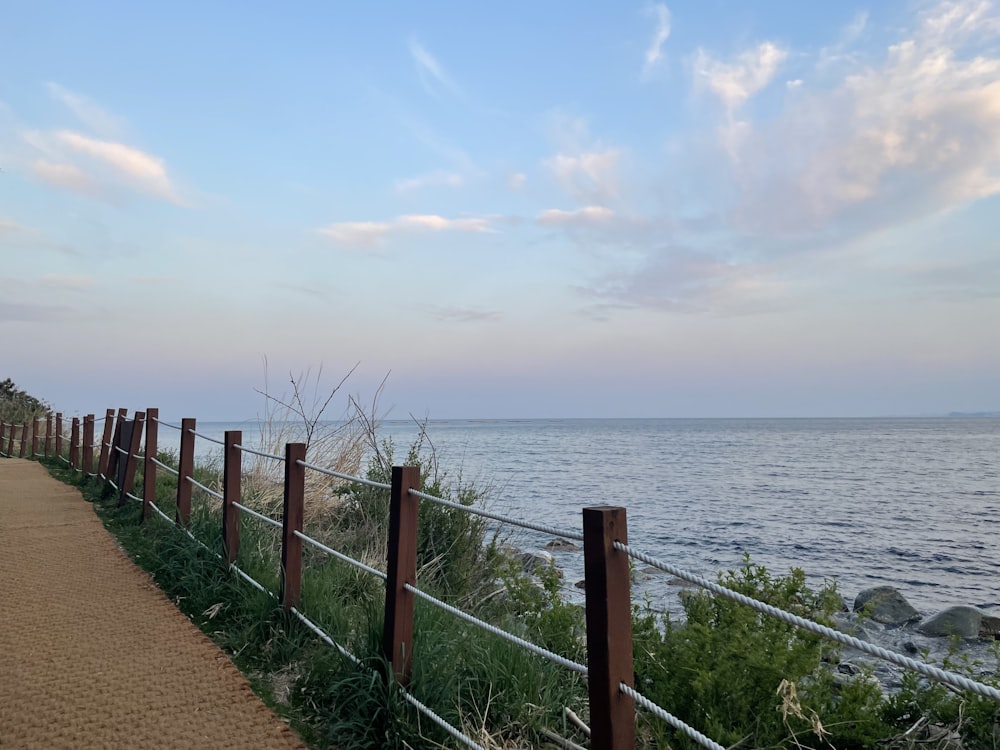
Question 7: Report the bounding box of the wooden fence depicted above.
[0,408,638,749]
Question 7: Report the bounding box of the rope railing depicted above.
[614,541,1000,704]
[401,692,487,750]
[232,501,283,530]
[187,428,225,446]
[150,456,180,476]
[293,530,387,580]
[186,475,224,501]
[409,487,585,542]
[403,582,588,675]
[620,684,725,750]
[234,443,285,462]
[152,417,183,431]
[296,459,391,490]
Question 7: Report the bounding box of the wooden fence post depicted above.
[45,415,53,456]
[98,408,115,478]
[31,418,39,457]
[82,415,95,476]
[69,418,80,468]
[222,430,242,564]
[175,418,196,527]
[383,465,421,686]
[0,422,5,455]
[6,423,14,457]
[55,413,63,457]
[118,411,145,506]
[19,423,28,458]
[142,408,159,521]
[280,442,306,610]
[583,506,636,750]
[105,408,127,482]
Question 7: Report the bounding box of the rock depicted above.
[544,538,580,552]
[917,606,983,638]
[574,579,586,589]
[853,586,921,625]
[518,550,557,575]
[979,614,1000,639]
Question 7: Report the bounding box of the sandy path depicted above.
[0,459,308,749]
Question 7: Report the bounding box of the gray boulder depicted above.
[544,538,580,552]
[917,606,983,638]
[518,550,557,575]
[853,586,921,625]
[979,614,1000,639]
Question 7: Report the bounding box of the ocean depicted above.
[155,417,1000,616]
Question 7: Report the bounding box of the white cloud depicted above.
[643,4,672,76]
[786,79,804,90]
[319,214,494,247]
[537,206,616,227]
[0,219,24,235]
[694,42,788,111]
[409,38,463,97]
[31,159,98,195]
[56,131,180,203]
[45,82,122,136]
[545,149,621,204]
[508,172,527,190]
[394,170,464,193]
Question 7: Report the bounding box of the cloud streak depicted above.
[643,4,672,76]
[409,38,463,98]
[319,214,495,247]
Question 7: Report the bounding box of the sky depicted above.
[1,0,998,421]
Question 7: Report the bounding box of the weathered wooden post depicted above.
[383,465,421,686]
[583,506,636,750]
[118,411,145,506]
[142,408,159,521]
[55,413,63,457]
[280,443,306,610]
[6,423,14,457]
[82,415,95,476]
[19,423,28,458]
[222,430,242,564]
[31,418,40,457]
[175,418,196,527]
[105,408,128,483]
[69,418,80,468]
[45,415,53,456]
[97,408,115,478]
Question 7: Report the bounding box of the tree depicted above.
[0,379,51,423]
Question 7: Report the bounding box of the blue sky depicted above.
[1,0,998,420]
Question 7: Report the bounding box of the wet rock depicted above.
[544,538,580,552]
[518,550,558,576]
[979,614,1000,639]
[853,586,921,625]
[574,579,586,589]
[917,606,983,638]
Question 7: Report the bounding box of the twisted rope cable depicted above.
[289,607,360,665]
[401,691,487,750]
[232,501,283,530]
[614,542,1000,703]
[409,488,584,542]
[150,456,180,476]
[296,459,391,490]
[187,428,225,446]
[232,565,273,597]
[152,417,182,430]
[620,684,725,750]
[234,443,285,462]
[403,583,588,675]
[186,475,224,501]
[293,530,387,580]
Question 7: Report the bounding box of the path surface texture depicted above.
[0,459,307,749]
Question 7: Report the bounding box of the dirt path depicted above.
[0,459,307,749]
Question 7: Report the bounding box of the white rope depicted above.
[150,456,180,476]
[296,459,391,490]
[232,565,273,597]
[614,542,1000,703]
[58,454,70,464]
[289,607,361,665]
[186,475,224,500]
[403,583,588,675]
[621,684,726,750]
[108,479,119,491]
[103,441,112,448]
[152,417,183,430]
[148,500,173,525]
[234,443,285,462]
[125,491,143,504]
[401,692,488,750]
[293,530,387,580]
[188,428,225,446]
[232,501,283,529]
[114,445,128,456]
[409,488,584,542]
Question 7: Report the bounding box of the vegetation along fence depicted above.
[2,410,999,750]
